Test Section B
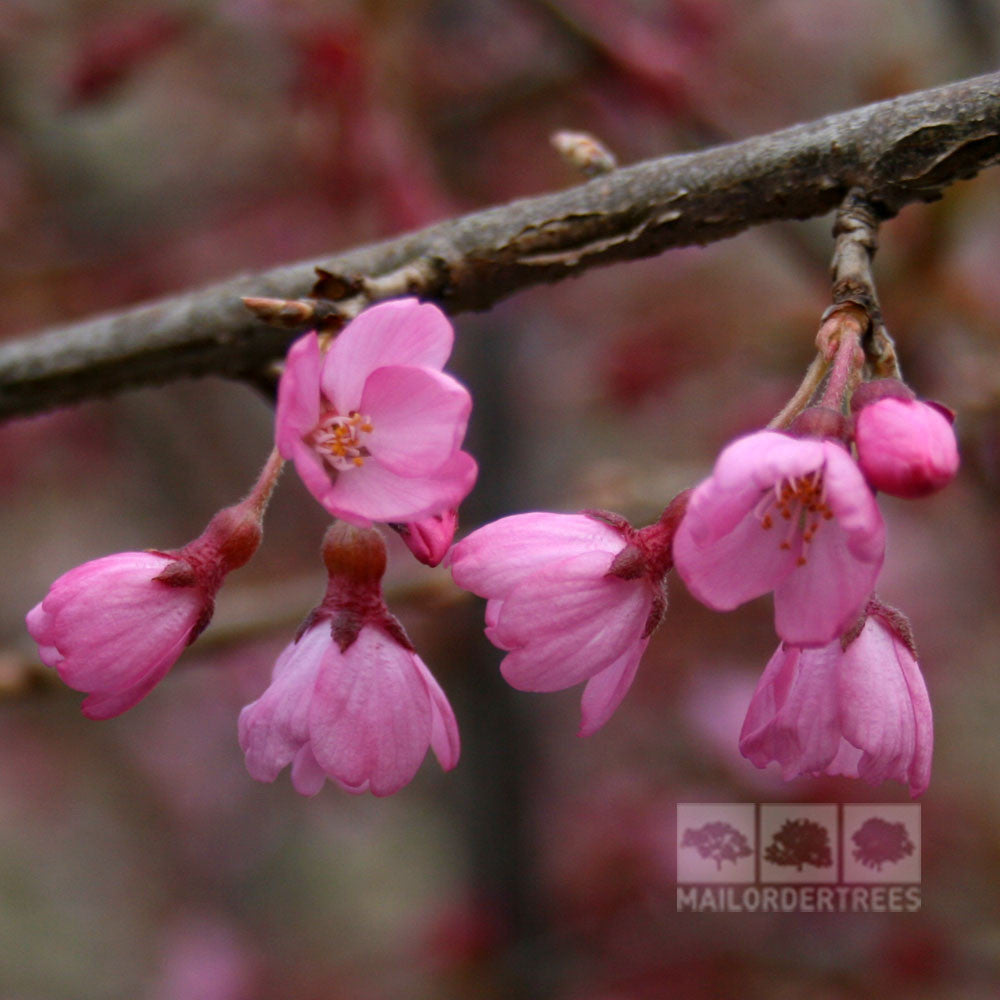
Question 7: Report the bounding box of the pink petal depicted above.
[673,504,799,611]
[819,441,885,563]
[449,513,624,598]
[361,365,471,475]
[81,660,178,720]
[578,638,647,737]
[238,623,329,782]
[290,745,327,796]
[321,299,455,413]
[682,432,827,547]
[286,434,354,518]
[413,658,461,771]
[322,448,477,525]
[307,626,433,796]
[493,551,651,691]
[773,521,880,646]
[26,602,62,668]
[824,740,863,778]
[840,618,932,796]
[275,332,323,454]
[739,641,844,779]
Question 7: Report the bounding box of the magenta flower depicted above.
[275,298,477,526]
[449,511,671,736]
[389,509,458,567]
[239,523,459,796]
[739,608,932,796]
[673,430,884,646]
[854,396,959,498]
[26,499,265,719]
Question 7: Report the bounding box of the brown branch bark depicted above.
[3,70,1000,421]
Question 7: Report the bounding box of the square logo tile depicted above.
[677,803,755,884]
[760,804,838,883]
[842,804,920,883]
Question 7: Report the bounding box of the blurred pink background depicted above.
[3,1,1000,997]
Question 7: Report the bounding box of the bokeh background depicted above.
[3,1,1000,997]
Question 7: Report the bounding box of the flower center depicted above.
[312,410,374,472]
[755,470,833,566]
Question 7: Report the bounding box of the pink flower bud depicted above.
[26,501,265,719]
[854,396,959,498]
[390,509,458,567]
[238,524,459,795]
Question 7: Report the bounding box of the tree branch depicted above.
[3,70,1000,421]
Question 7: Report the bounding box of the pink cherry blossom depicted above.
[26,488,270,719]
[448,512,666,736]
[390,509,458,567]
[239,618,459,796]
[673,430,884,646]
[854,396,959,498]
[739,612,932,796]
[239,521,459,796]
[27,552,207,720]
[275,298,477,526]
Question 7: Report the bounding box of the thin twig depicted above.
[3,70,1000,420]
[829,189,901,378]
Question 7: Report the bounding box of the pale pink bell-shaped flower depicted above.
[673,430,884,646]
[854,396,959,498]
[448,510,677,736]
[26,500,265,719]
[389,509,458,567]
[238,523,459,796]
[275,299,477,526]
[739,608,932,796]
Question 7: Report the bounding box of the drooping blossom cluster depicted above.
[448,324,957,796]
[670,383,950,795]
[27,299,472,796]
[25,290,959,801]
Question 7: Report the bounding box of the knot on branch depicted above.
[830,188,883,318]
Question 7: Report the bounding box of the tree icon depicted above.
[852,817,915,871]
[764,818,833,871]
[681,821,753,871]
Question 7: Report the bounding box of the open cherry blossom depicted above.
[673,430,884,646]
[276,298,477,526]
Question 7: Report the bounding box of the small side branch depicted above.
[3,70,1000,419]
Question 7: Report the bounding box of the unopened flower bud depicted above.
[853,392,959,498]
[390,510,458,567]
[26,495,268,719]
